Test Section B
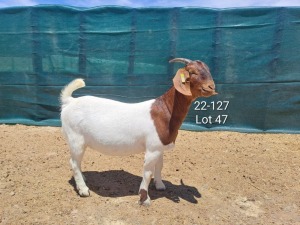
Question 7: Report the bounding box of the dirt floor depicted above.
[0,124,299,225]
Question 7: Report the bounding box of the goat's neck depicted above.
[151,87,193,145]
[161,87,193,133]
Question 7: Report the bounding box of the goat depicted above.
[60,58,217,206]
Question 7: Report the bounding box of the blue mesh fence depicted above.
[0,6,299,133]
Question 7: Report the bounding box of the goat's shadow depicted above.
[69,170,201,204]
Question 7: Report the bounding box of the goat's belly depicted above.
[86,140,145,156]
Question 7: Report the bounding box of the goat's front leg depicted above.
[154,154,166,190]
[139,150,162,206]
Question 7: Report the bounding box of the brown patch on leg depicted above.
[139,189,148,203]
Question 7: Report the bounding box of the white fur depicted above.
[61,79,170,204]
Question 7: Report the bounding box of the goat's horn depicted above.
[169,58,192,64]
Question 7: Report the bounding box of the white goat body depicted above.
[61,79,171,156]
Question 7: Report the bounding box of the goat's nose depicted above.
[208,84,215,90]
[208,84,218,95]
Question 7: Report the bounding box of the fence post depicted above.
[168,8,179,77]
[30,8,43,75]
[127,9,137,76]
[79,11,86,76]
[212,10,222,80]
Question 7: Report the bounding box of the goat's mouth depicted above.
[200,87,218,96]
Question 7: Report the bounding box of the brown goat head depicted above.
[170,58,218,99]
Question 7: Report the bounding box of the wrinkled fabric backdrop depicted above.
[0,6,299,133]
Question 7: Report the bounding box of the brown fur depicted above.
[139,189,148,203]
[150,60,216,145]
[151,87,193,145]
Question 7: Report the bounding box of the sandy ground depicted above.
[0,124,299,225]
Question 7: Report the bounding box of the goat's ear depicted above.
[173,68,192,96]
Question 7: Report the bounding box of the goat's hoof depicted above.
[138,197,151,206]
[155,180,166,191]
[78,187,90,197]
[138,189,151,206]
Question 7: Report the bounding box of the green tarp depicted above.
[0,6,299,133]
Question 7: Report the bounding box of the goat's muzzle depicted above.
[201,82,218,97]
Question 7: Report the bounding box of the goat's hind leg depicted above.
[68,136,90,197]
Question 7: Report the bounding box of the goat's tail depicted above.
[60,78,85,105]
